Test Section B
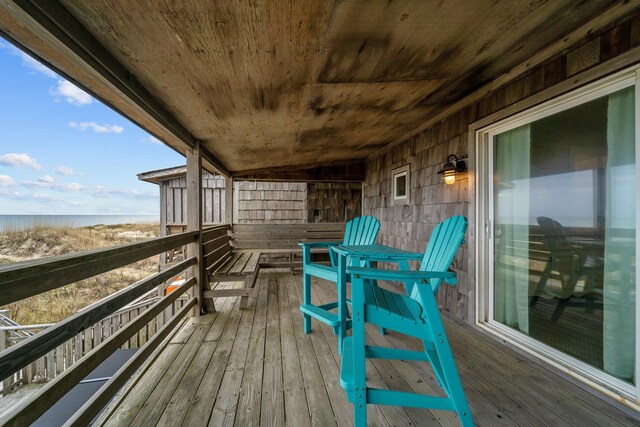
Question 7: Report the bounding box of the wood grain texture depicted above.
[63,297,196,427]
[0,277,196,427]
[1,0,619,173]
[0,231,198,306]
[97,271,640,426]
[0,258,195,383]
[186,142,204,315]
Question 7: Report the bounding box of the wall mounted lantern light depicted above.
[437,154,467,185]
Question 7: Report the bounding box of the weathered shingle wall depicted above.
[236,182,307,223]
[306,182,362,223]
[160,177,363,225]
[363,12,640,322]
[161,172,225,225]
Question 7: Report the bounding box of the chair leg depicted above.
[302,272,312,334]
[379,327,387,335]
[351,279,368,427]
[337,254,348,354]
[416,284,473,426]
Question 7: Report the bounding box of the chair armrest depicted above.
[346,266,456,284]
[345,253,423,263]
[298,241,342,248]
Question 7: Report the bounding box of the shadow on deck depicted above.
[95,270,639,427]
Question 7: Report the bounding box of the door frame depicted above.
[474,65,640,404]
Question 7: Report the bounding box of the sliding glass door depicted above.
[485,74,637,392]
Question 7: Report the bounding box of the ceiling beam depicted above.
[233,160,366,182]
[1,0,229,176]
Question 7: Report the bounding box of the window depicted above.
[477,67,639,399]
[392,165,410,205]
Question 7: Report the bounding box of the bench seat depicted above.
[230,223,345,270]
[201,226,261,310]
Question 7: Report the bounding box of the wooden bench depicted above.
[230,223,345,269]
[201,225,261,310]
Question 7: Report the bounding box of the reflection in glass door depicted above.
[492,85,636,385]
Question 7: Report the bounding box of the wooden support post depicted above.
[158,184,170,323]
[186,142,204,316]
[225,176,234,225]
[158,184,167,269]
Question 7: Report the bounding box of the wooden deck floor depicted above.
[96,270,639,427]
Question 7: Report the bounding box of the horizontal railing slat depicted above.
[231,223,344,231]
[0,257,196,382]
[63,298,196,427]
[0,231,199,306]
[201,224,229,242]
[0,277,196,427]
[203,234,230,255]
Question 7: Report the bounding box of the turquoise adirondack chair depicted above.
[342,216,473,427]
[299,216,380,343]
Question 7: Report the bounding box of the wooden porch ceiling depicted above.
[0,1,622,176]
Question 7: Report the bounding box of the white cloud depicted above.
[0,153,42,170]
[92,186,157,199]
[22,181,50,189]
[0,43,57,78]
[56,166,77,176]
[69,121,124,134]
[0,175,15,187]
[19,52,57,78]
[141,135,163,144]
[59,182,83,191]
[39,175,54,184]
[0,188,22,199]
[31,192,62,202]
[51,80,93,106]
[22,180,82,192]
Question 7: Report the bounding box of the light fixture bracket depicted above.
[437,154,467,184]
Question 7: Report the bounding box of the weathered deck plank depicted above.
[207,279,258,426]
[155,295,237,426]
[259,273,285,427]
[100,317,202,426]
[277,271,312,427]
[284,272,337,426]
[129,315,217,427]
[289,272,355,427]
[233,275,269,426]
[181,285,246,427]
[96,271,640,427]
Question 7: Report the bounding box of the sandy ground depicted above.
[0,222,161,325]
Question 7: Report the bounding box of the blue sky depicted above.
[0,38,183,215]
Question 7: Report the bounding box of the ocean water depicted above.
[0,215,159,233]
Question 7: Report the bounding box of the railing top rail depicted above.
[0,230,200,306]
[0,324,54,332]
[0,257,196,382]
[0,230,199,275]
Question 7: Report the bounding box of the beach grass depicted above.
[0,222,160,325]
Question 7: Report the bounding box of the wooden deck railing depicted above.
[0,225,226,426]
[0,296,188,395]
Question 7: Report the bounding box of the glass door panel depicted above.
[492,86,636,384]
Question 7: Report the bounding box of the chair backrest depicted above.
[330,216,380,267]
[419,216,467,292]
[343,216,380,246]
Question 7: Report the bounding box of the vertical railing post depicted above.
[187,141,204,316]
[1,328,11,395]
[225,176,234,225]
